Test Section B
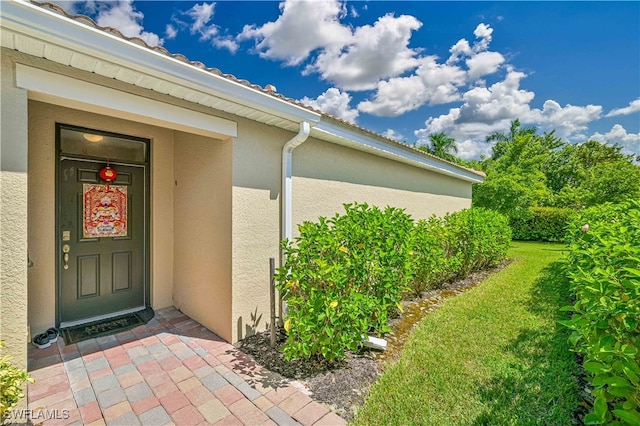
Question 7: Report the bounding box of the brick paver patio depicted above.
[26,307,346,426]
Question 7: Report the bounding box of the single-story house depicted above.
[0,0,484,371]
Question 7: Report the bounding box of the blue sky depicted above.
[55,1,640,159]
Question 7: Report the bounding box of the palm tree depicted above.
[485,119,536,160]
[421,132,458,161]
[486,118,536,144]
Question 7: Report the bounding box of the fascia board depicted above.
[1,0,321,125]
[311,120,485,184]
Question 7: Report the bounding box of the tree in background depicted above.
[419,132,459,162]
[546,141,640,208]
[485,119,538,160]
[473,120,640,216]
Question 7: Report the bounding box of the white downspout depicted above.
[279,121,311,321]
[281,121,311,245]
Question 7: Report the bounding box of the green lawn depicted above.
[353,241,580,426]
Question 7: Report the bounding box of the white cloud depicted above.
[299,88,359,123]
[212,36,239,54]
[305,13,423,90]
[357,56,465,116]
[165,2,239,52]
[465,51,504,79]
[528,100,602,140]
[358,22,506,117]
[240,2,423,91]
[605,98,640,117]
[415,67,604,159]
[238,0,351,65]
[590,124,640,157]
[383,128,405,142]
[93,0,163,46]
[473,24,493,42]
[186,2,219,41]
[456,138,494,160]
[447,38,472,65]
[165,24,178,40]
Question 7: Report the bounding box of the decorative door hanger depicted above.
[83,184,128,238]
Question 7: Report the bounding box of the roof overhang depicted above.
[0,0,484,183]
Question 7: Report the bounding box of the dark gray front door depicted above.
[58,159,146,325]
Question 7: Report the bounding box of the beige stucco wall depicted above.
[173,133,233,342]
[231,120,284,342]
[0,50,29,372]
[27,101,175,335]
[292,138,472,229]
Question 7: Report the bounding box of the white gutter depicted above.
[281,122,312,245]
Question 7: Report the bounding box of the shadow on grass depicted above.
[471,261,580,426]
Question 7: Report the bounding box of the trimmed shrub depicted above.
[278,203,513,360]
[408,208,510,296]
[444,208,512,277]
[276,203,415,360]
[561,200,640,425]
[510,206,575,242]
[409,216,448,295]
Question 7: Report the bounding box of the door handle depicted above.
[62,244,70,270]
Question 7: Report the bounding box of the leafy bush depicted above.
[276,203,415,360]
[510,206,575,242]
[1,342,33,424]
[277,203,513,360]
[410,208,511,295]
[443,208,512,277]
[409,216,447,295]
[561,200,640,425]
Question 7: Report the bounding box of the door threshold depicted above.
[60,306,146,328]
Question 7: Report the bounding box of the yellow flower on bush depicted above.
[329,301,338,308]
[339,246,349,253]
[284,319,291,332]
[285,280,298,289]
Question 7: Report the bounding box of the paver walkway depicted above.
[26,307,346,426]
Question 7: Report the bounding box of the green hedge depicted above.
[277,203,511,360]
[510,206,575,242]
[410,208,511,295]
[561,200,640,425]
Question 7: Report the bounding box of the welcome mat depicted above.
[61,308,154,344]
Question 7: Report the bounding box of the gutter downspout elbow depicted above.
[281,121,311,245]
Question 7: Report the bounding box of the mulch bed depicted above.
[238,262,511,421]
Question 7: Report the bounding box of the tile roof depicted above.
[30,0,484,178]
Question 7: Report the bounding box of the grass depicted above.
[353,241,580,426]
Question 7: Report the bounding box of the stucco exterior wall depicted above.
[231,119,286,342]
[292,138,472,229]
[1,50,29,371]
[173,133,233,342]
[27,101,175,335]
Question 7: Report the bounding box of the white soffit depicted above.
[16,64,238,139]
